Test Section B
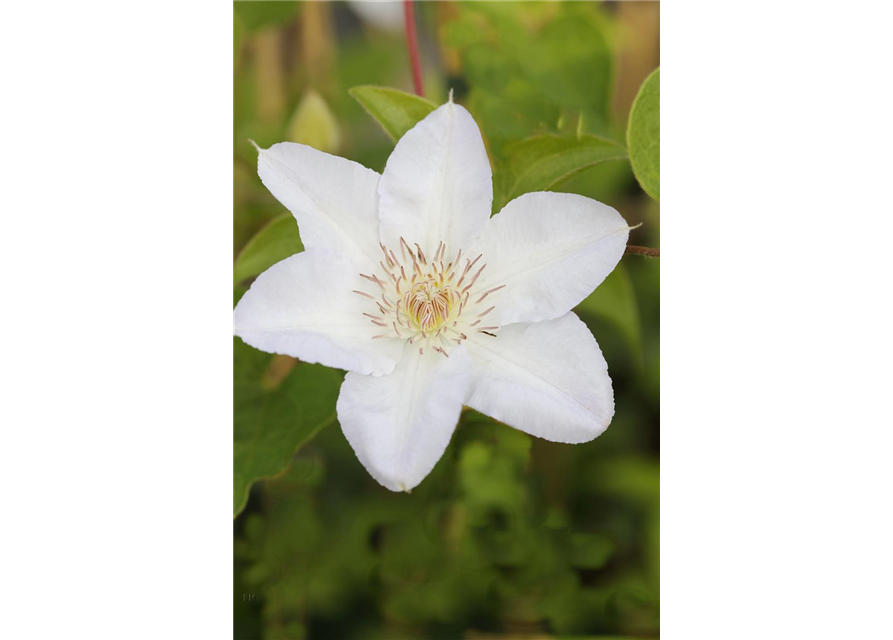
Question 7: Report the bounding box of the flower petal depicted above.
[337,344,471,492]
[465,313,613,443]
[234,249,404,376]
[255,142,383,269]
[469,191,628,326]
[377,100,492,257]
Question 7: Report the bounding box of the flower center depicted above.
[352,238,506,358]
[404,280,455,333]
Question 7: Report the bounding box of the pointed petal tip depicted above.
[448,87,454,104]
[248,138,263,153]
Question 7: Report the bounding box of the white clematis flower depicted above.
[234,97,630,492]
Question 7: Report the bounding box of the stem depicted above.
[403,0,425,97]
[625,245,660,258]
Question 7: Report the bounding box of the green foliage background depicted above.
[234,2,659,638]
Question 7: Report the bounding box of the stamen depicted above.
[475,284,506,304]
[462,263,486,293]
[359,273,386,291]
[399,237,407,261]
[359,242,506,348]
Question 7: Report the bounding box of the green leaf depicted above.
[233,11,242,71]
[234,338,343,517]
[349,85,437,142]
[234,0,299,32]
[494,134,628,211]
[287,89,342,154]
[575,263,642,361]
[627,67,660,201]
[233,214,303,285]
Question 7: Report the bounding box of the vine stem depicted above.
[625,245,660,258]
[403,0,425,97]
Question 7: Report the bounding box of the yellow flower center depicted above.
[404,280,456,333]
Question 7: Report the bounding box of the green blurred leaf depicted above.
[234,338,342,516]
[349,85,437,142]
[287,89,342,154]
[516,14,614,119]
[445,2,617,153]
[233,11,242,71]
[569,532,615,569]
[575,264,642,361]
[233,214,303,285]
[627,68,660,201]
[233,0,299,32]
[495,134,628,211]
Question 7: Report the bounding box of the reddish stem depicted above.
[625,245,660,258]
[403,0,424,97]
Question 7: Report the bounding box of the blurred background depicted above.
[234,2,659,638]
